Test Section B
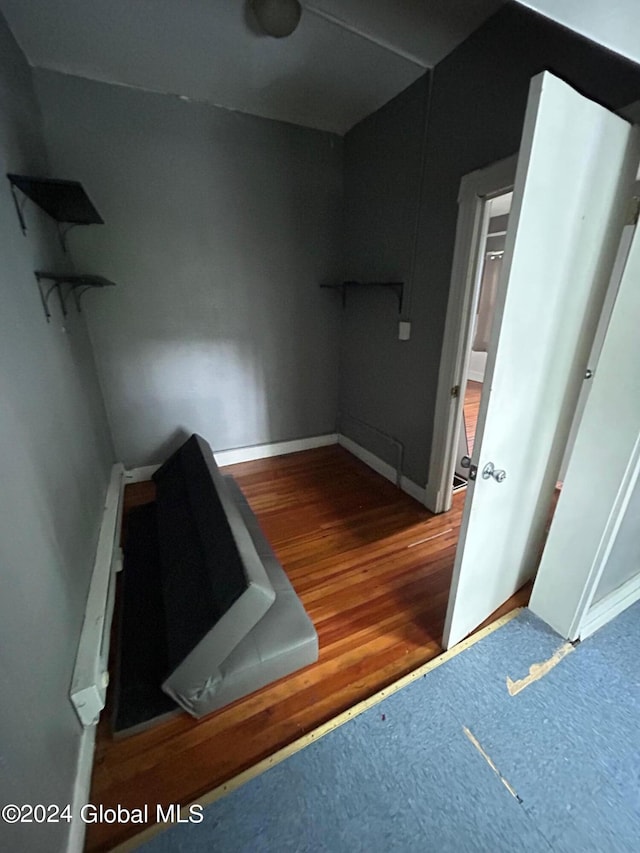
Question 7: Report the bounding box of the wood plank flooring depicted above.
[464,379,483,455]
[88,445,529,851]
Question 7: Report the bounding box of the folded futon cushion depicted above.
[153,434,275,713]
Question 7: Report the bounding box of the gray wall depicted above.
[341,2,640,485]
[340,75,428,468]
[35,71,344,468]
[0,14,114,852]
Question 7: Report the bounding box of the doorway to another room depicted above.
[454,191,513,493]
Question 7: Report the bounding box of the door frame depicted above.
[425,155,517,514]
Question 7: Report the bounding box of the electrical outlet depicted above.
[398,321,411,341]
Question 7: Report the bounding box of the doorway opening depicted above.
[425,153,517,516]
[453,190,513,495]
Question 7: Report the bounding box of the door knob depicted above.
[482,462,506,483]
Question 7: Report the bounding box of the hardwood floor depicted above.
[463,379,483,455]
[88,445,529,851]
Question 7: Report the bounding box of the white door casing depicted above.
[443,71,638,649]
[426,155,517,514]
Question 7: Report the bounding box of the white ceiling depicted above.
[4,0,640,135]
[0,0,505,134]
[519,1,640,70]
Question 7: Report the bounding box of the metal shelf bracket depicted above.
[320,280,404,313]
[34,272,116,323]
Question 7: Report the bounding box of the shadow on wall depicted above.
[125,338,270,466]
[146,426,192,467]
[32,70,344,469]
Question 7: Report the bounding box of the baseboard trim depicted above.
[125,435,339,482]
[399,474,428,504]
[66,464,125,851]
[124,433,426,502]
[124,433,426,505]
[214,434,338,466]
[580,573,640,640]
[467,369,485,383]
[66,725,96,853]
[124,464,159,483]
[337,434,426,504]
[71,463,125,727]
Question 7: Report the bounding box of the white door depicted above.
[529,207,640,639]
[443,71,638,648]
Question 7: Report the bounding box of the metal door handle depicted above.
[482,462,506,483]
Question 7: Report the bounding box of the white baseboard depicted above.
[400,475,428,504]
[66,725,96,853]
[215,434,337,466]
[337,434,426,504]
[579,572,640,640]
[67,464,125,851]
[125,434,339,482]
[71,463,125,727]
[124,433,425,503]
[338,434,398,482]
[124,463,159,483]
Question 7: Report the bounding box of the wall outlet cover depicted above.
[398,321,411,341]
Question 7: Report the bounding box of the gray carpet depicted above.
[140,602,640,852]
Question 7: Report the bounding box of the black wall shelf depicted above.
[35,272,116,322]
[321,281,404,312]
[7,173,104,250]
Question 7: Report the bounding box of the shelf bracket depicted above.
[389,283,404,313]
[57,222,80,254]
[10,182,28,235]
[320,281,404,313]
[35,275,61,321]
[34,272,116,323]
[72,285,97,313]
